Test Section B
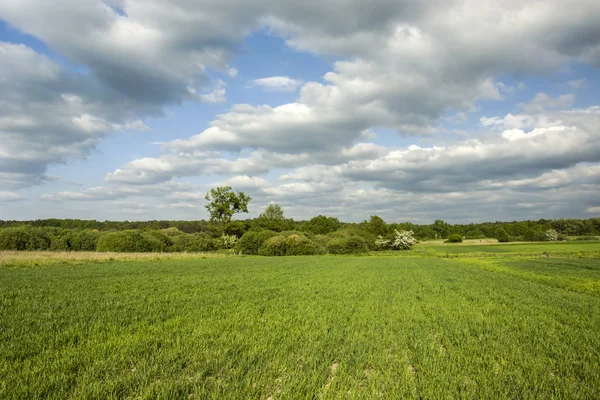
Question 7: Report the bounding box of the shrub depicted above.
[50,231,71,251]
[171,233,216,252]
[0,227,32,250]
[390,230,417,250]
[374,235,391,250]
[545,229,559,242]
[70,230,100,251]
[224,220,250,238]
[144,231,174,252]
[0,227,53,251]
[495,228,510,243]
[96,230,169,252]
[446,234,463,243]
[217,234,238,250]
[531,231,548,242]
[236,230,278,255]
[327,235,369,254]
[161,227,186,237]
[305,215,341,235]
[259,233,325,256]
[47,229,99,251]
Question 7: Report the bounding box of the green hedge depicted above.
[96,230,169,252]
[236,230,278,255]
[171,233,217,252]
[0,227,52,250]
[258,233,325,256]
[326,235,370,254]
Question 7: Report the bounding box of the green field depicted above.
[2,243,600,398]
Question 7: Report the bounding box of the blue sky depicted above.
[1,1,600,223]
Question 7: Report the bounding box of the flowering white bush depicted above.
[545,229,559,242]
[374,235,390,249]
[391,229,417,250]
[218,234,238,249]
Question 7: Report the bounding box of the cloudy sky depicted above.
[1,0,600,223]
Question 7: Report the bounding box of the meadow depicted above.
[1,242,600,399]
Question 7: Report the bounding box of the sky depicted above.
[1,0,600,223]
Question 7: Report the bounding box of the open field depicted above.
[1,242,600,398]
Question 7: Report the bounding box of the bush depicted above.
[545,229,559,242]
[47,229,99,251]
[70,230,100,251]
[258,233,325,256]
[96,230,169,252]
[236,230,278,255]
[144,231,174,252]
[171,233,217,252]
[0,227,32,250]
[0,227,53,250]
[374,235,391,250]
[495,228,510,243]
[305,215,341,235]
[327,235,369,254]
[390,230,417,250]
[446,234,463,243]
[216,234,238,250]
[160,227,186,237]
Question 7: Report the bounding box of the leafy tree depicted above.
[305,215,341,235]
[205,186,251,235]
[254,204,293,232]
[260,204,284,220]
[362,215,388,237]
[432,219,450,239]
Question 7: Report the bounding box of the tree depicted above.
[305,215,341,235]
[362,215,388,237]
[260,204,284,220]
[432,219,450,239]
[255,204,293,232]
[205,186,251,235]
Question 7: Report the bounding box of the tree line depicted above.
[1,186,598,254]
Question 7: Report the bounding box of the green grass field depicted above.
[2,242,600,399]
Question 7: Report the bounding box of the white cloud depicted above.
[250,76,304,92]
[0,191,21,201]
[3,0,600,221]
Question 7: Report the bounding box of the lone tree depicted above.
[205,186,251,235]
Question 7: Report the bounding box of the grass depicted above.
[1,242,600,398]
[0,251,228,269]
[416,240,600,257]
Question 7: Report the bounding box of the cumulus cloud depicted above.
[3,0,600,221]
[250,76,303,91]
[0,191,21,201]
